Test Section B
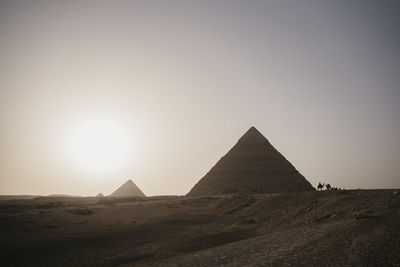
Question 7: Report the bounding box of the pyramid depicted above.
[110,179,146,197]
[96,193,104,198]
[187,127,314,196]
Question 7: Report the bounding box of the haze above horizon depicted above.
[1,0,399,196]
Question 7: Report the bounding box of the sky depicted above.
[0,0,399,196]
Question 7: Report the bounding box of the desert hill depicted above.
[110,179,145,197]
[0,190,398,266]
[188,127,314,196]
[0,195,39,200]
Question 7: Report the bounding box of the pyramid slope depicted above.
[187,127,314,196]
[111,179,146,197]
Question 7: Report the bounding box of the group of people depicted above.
[317,182,343,191]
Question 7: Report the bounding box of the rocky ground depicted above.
[0,189,399,266]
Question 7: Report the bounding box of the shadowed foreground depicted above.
[1,190,399,266]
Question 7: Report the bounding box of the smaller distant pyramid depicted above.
[96,193,104,198]
[110,179,146,197]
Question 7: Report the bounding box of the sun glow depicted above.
[68,119,131,172]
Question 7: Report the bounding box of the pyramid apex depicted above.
[247,126,260,133]
[244,126,262,134]
[123,179,136,185]
[239,126,269,144]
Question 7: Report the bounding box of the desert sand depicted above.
[1,189,399,266]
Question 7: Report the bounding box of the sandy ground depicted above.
[0,190,399,266]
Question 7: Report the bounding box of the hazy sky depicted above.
[1,0,399,196]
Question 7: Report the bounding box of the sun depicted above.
[68,119,130,172]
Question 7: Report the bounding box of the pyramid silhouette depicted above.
[187,127,314,196]
[96,193,104,198]
[110,179,146,197]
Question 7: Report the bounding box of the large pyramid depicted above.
[110,179,146,197]
[187,127,314,196]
